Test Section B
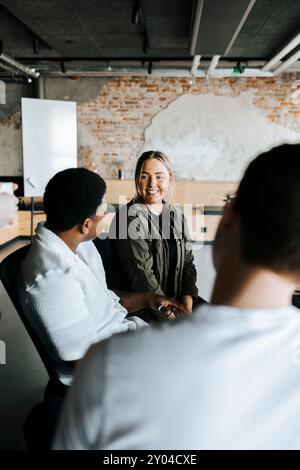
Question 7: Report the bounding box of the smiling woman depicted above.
[108,151,202,319]
[133,151,174,210]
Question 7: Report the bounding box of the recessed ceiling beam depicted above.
[191,0,255,56]
[190,0,204,55]
[224,0,257,56]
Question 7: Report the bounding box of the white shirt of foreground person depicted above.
[53,303,300,450]
[0,190,18,228]
[19,222,146,385]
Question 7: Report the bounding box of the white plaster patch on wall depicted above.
[141,91,300,181]
[78,121,97,153]
[0,112,22,175]
[78,120,100,170]
[78,119,98,149]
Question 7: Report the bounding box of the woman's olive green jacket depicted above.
[108,201,198,300]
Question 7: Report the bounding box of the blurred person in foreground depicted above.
[0,183,18,228]
[54,144,300,450]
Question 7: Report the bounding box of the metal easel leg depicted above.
[30,197,34,241]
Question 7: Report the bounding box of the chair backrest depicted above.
[0,244,60,383]
[293,294,300,309]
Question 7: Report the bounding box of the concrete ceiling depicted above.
[1,0,300,78]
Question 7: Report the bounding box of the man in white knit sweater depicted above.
[19,168,186,386]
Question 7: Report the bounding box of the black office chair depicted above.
[93,234,112,273]
[293,293,300,309]
[0,244,66,448]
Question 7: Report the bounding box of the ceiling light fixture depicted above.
[263,32,300,72]
[190,55,201,76]
[206,55,220,77]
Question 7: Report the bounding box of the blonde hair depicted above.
[133,150,174,203]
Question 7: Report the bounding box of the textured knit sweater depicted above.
[19,223,146,385]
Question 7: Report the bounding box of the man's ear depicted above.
[221,202,238,229]
[79,217,91,235]
[213,202,240,271]
[214,202,240,245]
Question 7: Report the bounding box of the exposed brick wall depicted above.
[78,77,191,177]
[77,74,300,179]
[1,74,300,178]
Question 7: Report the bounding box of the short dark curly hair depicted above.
[43,168,106,232]
[234,143,300,274]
